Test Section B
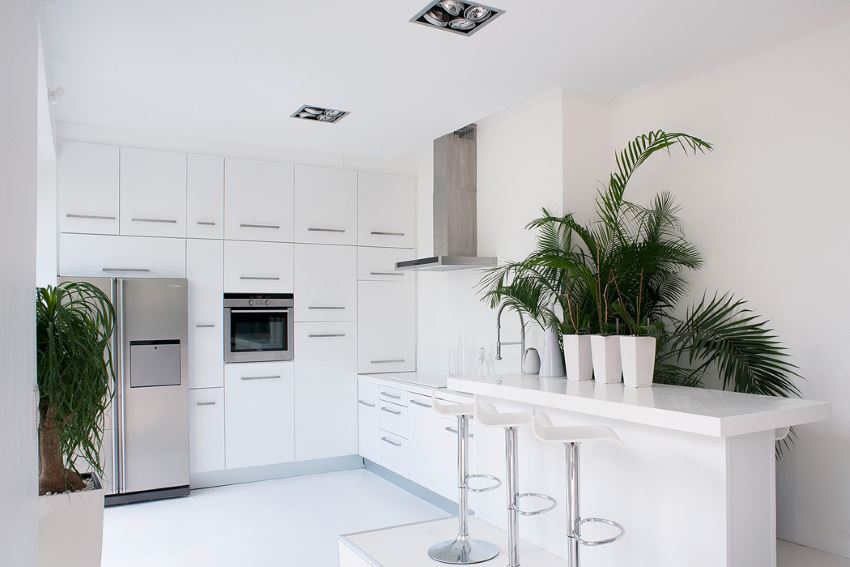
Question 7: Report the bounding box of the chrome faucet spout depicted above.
[495,303,526,372]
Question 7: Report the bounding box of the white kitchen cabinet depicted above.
[223,240,293,293]
[58,141,119,235]
[376,431,408,477]
[294,322,357,461]
[357,281,416,373]
[187,239,223,389]
[358,380,380,463]
[293,165,357,245]
[357,247,415,283]
[407,392,464,501]
[120,147,187,237]
[378,400,407,438]
[59,233,186,278]
[224,158,294,242]
[187,154,224,239]
[189,388,225,474]
[225,362,294,469]
[294,244,356,321]
[357,172,416,248]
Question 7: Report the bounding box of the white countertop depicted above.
[447,374,830,438]
[359,372,450,390]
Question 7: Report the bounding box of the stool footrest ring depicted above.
[575,517,625,546]
[465,473,501,493]
[515,492,557,516]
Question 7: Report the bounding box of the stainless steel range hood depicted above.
[395,124,496,272]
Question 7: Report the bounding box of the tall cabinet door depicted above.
[358,281,416,373]
[187,154,224,239]
[120,147,187,237]
[58,141,119,235]
[187,239,223,389]
[293,165,357,245]
[357,172,416,248]
[294,322,357,461]
[224,158,294,242]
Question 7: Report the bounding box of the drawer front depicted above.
[223,240,293,293]
[58,141,120,235]
[378,386,407,406]
[187,154,224,239]
[357,247,415,282]
[293,165,357,245]
[189,388,225,474]
[294,244,357,321]
[378,401,407,438]
[376,430,408,476]
[59,233,186,278]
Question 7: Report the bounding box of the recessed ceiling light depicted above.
[411,0,503,36]
[291,105,349,124]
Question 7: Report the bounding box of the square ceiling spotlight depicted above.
[411,0,504,36]
[291,105,349,124]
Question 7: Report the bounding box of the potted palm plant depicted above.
[37,282,115,567]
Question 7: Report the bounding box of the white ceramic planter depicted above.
[563,334,593,381]
[620,335,657,388]
[590,335,622,384]
[539,326,566,377]
[39,475,105,567]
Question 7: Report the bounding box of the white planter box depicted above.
[563,334,593,381]
[590,335,622,384]
[39,476,105,567]
[620,336,657,388]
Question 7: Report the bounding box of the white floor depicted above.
[103,469,849,567]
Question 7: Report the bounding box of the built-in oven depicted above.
[223,293,294,363]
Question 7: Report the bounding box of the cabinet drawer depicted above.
[378,386,407,406]
[58,141,120,235]
[189,388,225,474]
[187,154,224,239]
[357,247,415,282]
[120,147,187,237]
[59,233,186,278]
[223,240,293,293]
[378,401,407,438]
[187,239,223,389]
[294,244,356,321]
[376,430,408,476]
[357,172,416,248]
[357,281,416,373]
[293,165,357,245]
[224,158,294,242]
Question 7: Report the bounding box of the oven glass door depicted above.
[228,309,290,361]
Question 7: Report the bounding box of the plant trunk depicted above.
[39,404,85,495]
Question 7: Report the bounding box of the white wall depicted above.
[609,16,850,557]
[0,0,40,565]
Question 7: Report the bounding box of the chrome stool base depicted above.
[428,538,501,564]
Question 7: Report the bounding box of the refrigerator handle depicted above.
[118,278,128,494]
[110,278,121,494]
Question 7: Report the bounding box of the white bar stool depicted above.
[475,401,557,567]
[532,412,625,567]
[428,397,502,564]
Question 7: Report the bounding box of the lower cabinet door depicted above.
[376,430,408,477]
[225,362,294,469]
[357,380,380,463]
[294,322,357,461]
[189,388,225,474]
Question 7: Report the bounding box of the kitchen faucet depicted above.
[495,303,526,372]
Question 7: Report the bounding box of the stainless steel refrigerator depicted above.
[59,276,190,505]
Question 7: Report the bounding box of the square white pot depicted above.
[590,335,622,384]
[620,336,657,388]
[39,475,105,567]
[564,334,593,381]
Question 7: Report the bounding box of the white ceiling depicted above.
[43,0,849,159]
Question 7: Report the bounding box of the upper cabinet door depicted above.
[293,165,357,245]
[120,147,187,237]
[294,244,357,322]
[58,141,120,235]
[357,172,416,249]
[187,154,224,239]
[224,158,294,242]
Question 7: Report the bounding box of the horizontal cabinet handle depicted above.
[196,220,216,226]
[241,375,281,381]
[381,406,402,416]
[381,436,402,447]
[132,217,178,224]
[307,227,346,233]
[65,213,116,220]
[372,359,405,364]
[445,426,474,438]
[102,267,150,273]
[240,223,280,230]
[308,306,345,310]
[308,333,346,338]
[409,399,431,408]
[196,401,216,406]
[240,276,281,281]
[371,231,405,237]
[380,391,401,399]
[230,309,287,315]
[195,323,216,328]
[357,400,375,408]
[370,272,404,277]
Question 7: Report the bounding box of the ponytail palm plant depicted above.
[480,130,801,408]
[36,282,115,494]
